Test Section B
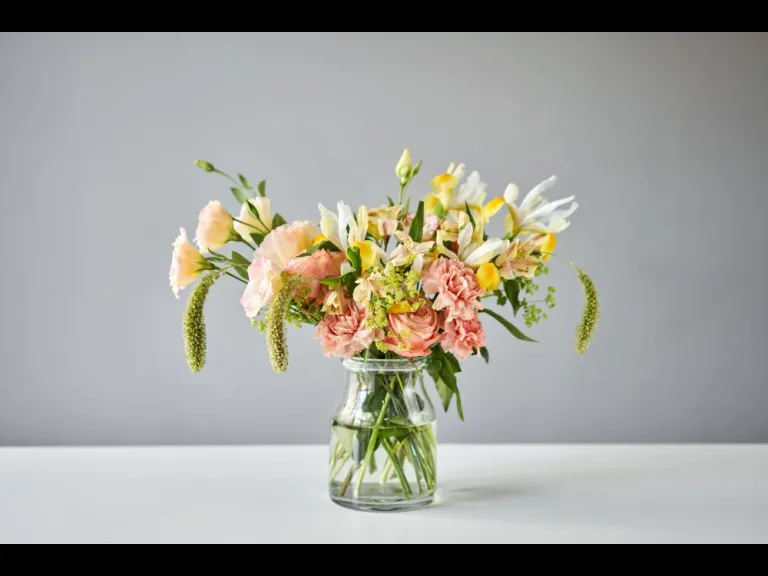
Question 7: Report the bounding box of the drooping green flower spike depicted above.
[183,273,218,373]
[266,274,302,373]
[570,263,600,355]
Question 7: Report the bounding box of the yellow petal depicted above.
[537,233,557,262]
[388,301,412,314]
[351,241,377,270]
[312,233,328,246]
[425,193,441,214]
[476,263,502,292]
[431,172,458,193]
[482,197,506,221]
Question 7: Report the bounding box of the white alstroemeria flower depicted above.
[353,272,384,306]
[437,211,509,268]
[389,231,435,274]
[503,175,578,236]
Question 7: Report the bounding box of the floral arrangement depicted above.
[169,150,599,423]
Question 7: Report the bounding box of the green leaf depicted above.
[238,173,252,191]
[257,180,267,198]
[434,201,446,220]
[230,186,249,206]
[272,213,287,228]
[250,233,265,246]
[230,251,252,269]
[387,196,396,207]
[443,350,462,374]
[411,160,422,177]
[233,266,249,281]
[466,202,476,228]
[408,200,425,242]
[479,347,490,363]
[320,276,341,289]
[347,246,362,276]
[504,279,522,316]
[304,240,341,256]
[403,197,412,216]
[427,348,465,422]
[480,308,538,342]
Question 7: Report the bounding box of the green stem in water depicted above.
[354,391,392,498]
[380,436,412,497]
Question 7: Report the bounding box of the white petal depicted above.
[337,202,354,251]
[457,221,474,255]
[318,203,342,249]
[464,239,510,266]
[504,183,519,205]
[520,175,557,211]
[524,196,575,225]
[411,253,424,276]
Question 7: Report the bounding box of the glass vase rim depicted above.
[342,356,429,373]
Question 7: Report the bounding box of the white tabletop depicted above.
[1,444,766,544]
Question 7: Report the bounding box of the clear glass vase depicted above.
[328,357,438,512]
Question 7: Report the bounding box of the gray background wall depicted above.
[1,32,766,446]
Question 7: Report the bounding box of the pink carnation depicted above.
[382,300,442,358]
[442,315,486,361]
[316,301,378,359]
[422,258,484,322]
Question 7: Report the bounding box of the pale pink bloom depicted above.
[404,212,442,242]
[315,301,378,359]
[169,228,208,298]
[259,220,318,269]
[442,315,486,361]
[284,249,344,280]
[195,200,234,253]
[382,300,442,358]
[422,214,441,241]
[239,255,283,319]
[421,258,484,322]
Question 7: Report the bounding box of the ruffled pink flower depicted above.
[258,220,317,268]
[315,301,378,358]
[239,255,282,319]
[382,300,442,358]
[442,315,486,361]
[422,258,484,322]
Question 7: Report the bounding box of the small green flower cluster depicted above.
[266,274,302,373]
[366,264,421,330]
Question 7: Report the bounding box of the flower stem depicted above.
[380,437,412,497]
[354,391,392,499]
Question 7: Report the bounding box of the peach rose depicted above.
[315,301,378,358]
[195,200,235,253]
[285,249,344,306]
[422,258,484,322]
[169,228,208,298]
[442,315,486,361]
[284,249,344,280]
[259,220,318,268]
[239,255,283,319]
[382,300,442,358]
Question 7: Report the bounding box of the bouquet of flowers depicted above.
[168,149,599,510]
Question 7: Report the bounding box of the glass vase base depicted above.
[330,492,435,513]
